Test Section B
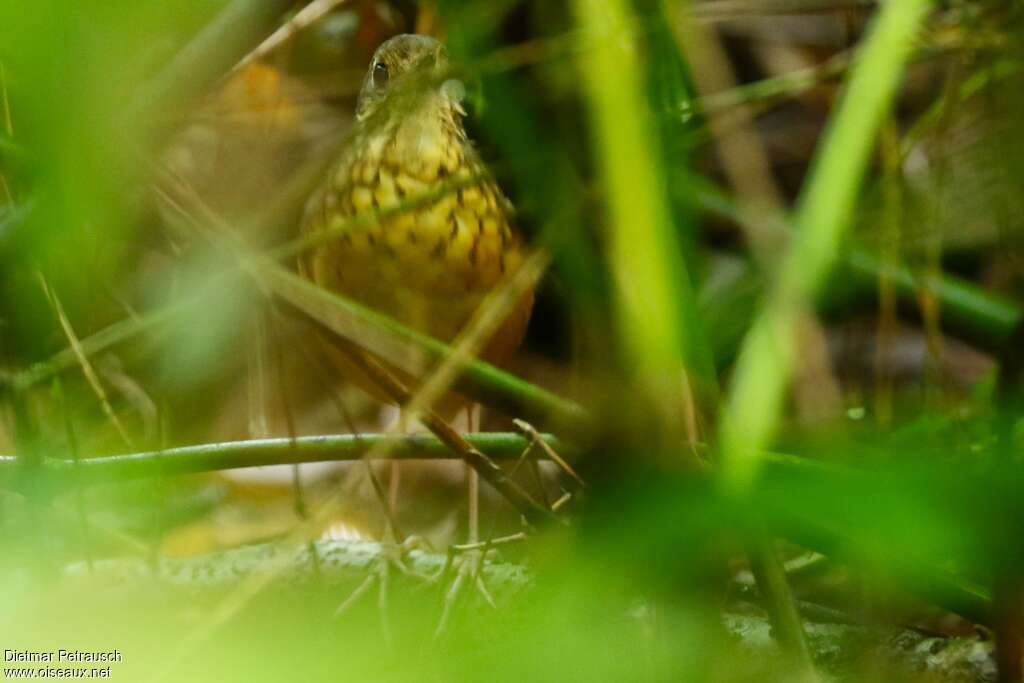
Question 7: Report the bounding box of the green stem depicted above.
[718,0,933,492]
[842,250,1024,352]
[692,0,876,18]
[694,181,1024,361]
[572,0,705,438]
[0,432,563,488]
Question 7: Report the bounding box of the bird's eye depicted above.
[372,61,389,88]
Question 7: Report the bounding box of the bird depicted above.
[300,34,533,417]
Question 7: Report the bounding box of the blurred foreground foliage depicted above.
[1,0,1024,681]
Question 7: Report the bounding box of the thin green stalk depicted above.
[572,0,700,436]
[719,0,933,492]
[763,506,994,626]
[691,0,876,18]
[693,181,1024,360]
[843,250,1023,352]
[693,50,852,117]
[0,432,563,488]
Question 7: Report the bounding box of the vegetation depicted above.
[1,0,1023,680]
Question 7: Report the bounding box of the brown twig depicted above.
[37,274,134,449]
[231,0,352,75]
[513,418,585,489]
[451,532,527,553]
[333,573,376,617]
[334,338,557,530]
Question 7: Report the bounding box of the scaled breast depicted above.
[301,101,526,347]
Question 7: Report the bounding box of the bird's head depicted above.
[355,34,465,124]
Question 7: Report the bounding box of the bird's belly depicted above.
[310,194,524,349]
